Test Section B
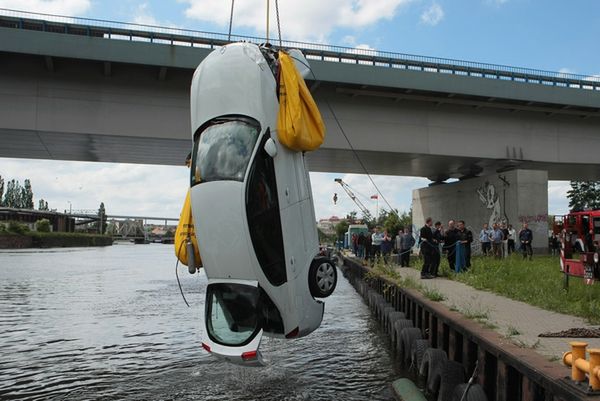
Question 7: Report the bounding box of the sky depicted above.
[0,0,598,220]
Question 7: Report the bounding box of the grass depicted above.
[453,255,600,324]
[506,325,521,337]
[422,287,446,302]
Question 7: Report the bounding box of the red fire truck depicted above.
[553,211,600,285]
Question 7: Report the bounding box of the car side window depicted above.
[246,130,287,286]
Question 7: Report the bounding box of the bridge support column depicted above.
[412,169,548,253]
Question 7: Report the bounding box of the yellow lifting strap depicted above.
[277,51,325,152]
[174,189,202,268]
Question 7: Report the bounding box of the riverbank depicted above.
[0,232,113,248]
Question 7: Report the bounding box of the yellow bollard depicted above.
[570,342,588,382]
[589,349,600,391]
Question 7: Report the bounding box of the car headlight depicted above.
[594,253,599,264]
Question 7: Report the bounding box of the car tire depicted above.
[438,360,466,401]
[450,384,488,401]
[410,339,430,375]
[393,319,414,349]
[309,257,337,298]
[420,348,448,396]
[399,327,422,366]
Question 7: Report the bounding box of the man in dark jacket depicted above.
[431,221,444,277]
[444,220,458,271]
[419,217,434,279]
[519,223,533,260]
[398,228,415,267]
[457,220,473,270]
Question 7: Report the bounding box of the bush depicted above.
[0,224,6,233]
[7,221,30,234]
[35,219,51,232]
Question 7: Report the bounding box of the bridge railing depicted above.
[1,8,599,92]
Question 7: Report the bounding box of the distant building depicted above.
[317,215,344,235]
[0,207,75,232]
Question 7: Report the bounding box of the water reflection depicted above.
[0,245,396,400]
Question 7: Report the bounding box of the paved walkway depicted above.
[393,265,600,361]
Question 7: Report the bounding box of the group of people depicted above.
[478,222,533,260]
[419,219,474,279]
[419,219,535,279]
[351,227,402,264]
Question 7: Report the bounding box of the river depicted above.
[0,244,398,400]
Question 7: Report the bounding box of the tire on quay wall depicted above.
[393,319,414,349]
[398,327,423,366]
[437,360,466,401]
[419,348,448,396]
[381,306,396,329]
[387,311,406,334]
[375,299,390,320]
[450,383,488,401]
[410,339,430,375]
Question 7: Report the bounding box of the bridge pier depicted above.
[412,169,548,252]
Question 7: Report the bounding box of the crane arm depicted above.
[334,178,373,221]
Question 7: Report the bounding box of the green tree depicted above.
[23,179,34,209]
[97,202,107,234]
[567,181,600,211]
[346,211,358,223]
[335,219,350,241]
[38,199,49,211]
[35,219,51,232]
[4,179,24,208]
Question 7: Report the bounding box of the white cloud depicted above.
[0,0,90,15]
[420,3,443,26]
[181,0,413,41]
[132,2,158,26]
[548,181,570,216]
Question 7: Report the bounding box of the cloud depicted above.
[0,0,90,15]
[132,2,159,26]
[420,3,443,26]
[181,0,413,41]
[485,0,509,5]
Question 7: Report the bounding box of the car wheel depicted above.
[309,258,337,298]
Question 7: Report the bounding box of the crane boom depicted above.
[334,178,373,221]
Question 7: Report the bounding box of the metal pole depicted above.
[266,0,270,43]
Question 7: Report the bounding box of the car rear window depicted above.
[206,283,260,346]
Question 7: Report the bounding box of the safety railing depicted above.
[1,8,600,92]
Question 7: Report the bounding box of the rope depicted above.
[275,0,282,47]
[265,0,269,43]
[227,0,235,41]
[175,239,191,307]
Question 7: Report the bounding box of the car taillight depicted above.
[201,342,211,352]
[285,327,299,338]
[241,350,257,361]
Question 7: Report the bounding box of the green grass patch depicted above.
[453,255,600,324]
[422,287,446,302]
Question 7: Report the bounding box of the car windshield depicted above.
[192,119,260,184]
[206,283,260,346]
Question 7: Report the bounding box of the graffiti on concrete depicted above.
[518,214,548,224]
[477,181,503,227]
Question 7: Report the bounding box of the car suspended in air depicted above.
[188,42,337,366]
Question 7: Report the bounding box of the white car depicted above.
[189,42,337,366]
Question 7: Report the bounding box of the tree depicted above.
[567,181,600,211]
[38,199,49,211]
[4,179,23,208]
[335,219,350,241]
[0,175,4,207]
[97,202,107,234]
[23,179,34,209]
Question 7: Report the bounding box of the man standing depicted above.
[457,220,473,271]
[519,223,533,260]
[501,223,509,258]
[419,218,434,279]
[432,221,444,277]
[585,228,596,252]
[445,220,458,272]
[371,227,383,261]
[381,229,393,264]
[507,224,516,255]
[491,223,504,259]
[479,223,492,256]
[399,228,415,267]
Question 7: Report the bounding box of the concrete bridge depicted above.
[1,9,600,183]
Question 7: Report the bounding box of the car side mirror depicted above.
[264,137,277,158]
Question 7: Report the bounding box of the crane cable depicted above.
[227,0,235,41]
